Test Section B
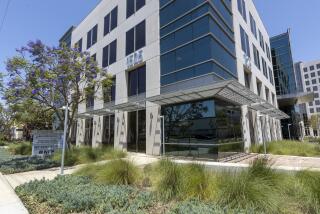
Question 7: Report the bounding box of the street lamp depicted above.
[60,104,69,175]
[287,124,292,140]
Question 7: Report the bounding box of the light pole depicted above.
[60,104,69,175]
[287,124,292,140]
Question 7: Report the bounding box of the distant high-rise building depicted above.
[271,30,314,139]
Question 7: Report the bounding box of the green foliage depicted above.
[251,140,320,157]
[8,141,32,155]
[168,200,251,214]
[215,158,283,213]
[52,146,126,166]
[296,171,320,209]
[75,159,140,185]
[16,175,155,214]
[0,157,59,174]
[151,159,183,201]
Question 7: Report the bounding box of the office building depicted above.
[271,30,313,139]
[60,0,287,160]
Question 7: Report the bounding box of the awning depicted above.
[277,91,314,107]
[147,76,289,120]
[112,93,146,112]
[76,102,115,118]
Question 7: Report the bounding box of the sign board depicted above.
[32,130,63,157]
[126,49,143,69]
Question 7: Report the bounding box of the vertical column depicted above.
[255,111,264,145]
[76,118,85,146]
[92,116,103,148]
[114,110,128,151]
[146,102,162,155]
[265,115,272,142]
[241,105,251,152]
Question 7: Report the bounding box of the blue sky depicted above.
[0,0,319,74]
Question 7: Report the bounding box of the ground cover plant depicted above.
[16,158,320,214]
[251,140,320,157]
[0,156,59,174]
[0,146,126,174]
[7,141,32,156]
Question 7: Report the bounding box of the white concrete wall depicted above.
[73,0,161,153]
[232,0,281,147]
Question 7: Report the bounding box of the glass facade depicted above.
[160,0,236,86]
[162,98,243,160]
[270,32,297,96]
[271,31,301,139]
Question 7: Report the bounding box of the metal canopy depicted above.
[277,91,314,107]
[76,103,115,118]
[147,79,289,120]
[113,93,146,112]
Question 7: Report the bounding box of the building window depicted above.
[310,65,315,71]
[312,79,317,84]
[126,20,146,56]
[259,30,265,51]
[317,108,320,113]
[237,0,247,21]
[268,67,274,85]
[272,93,275,105]
[309,102,313,106]
[103,77,116,103]
[244,71,251,89]
[314,86,318,91]
[311,72,316,78]
[249,13,257,38]
[127,0,145,18]
[253,44,260,70]
[87,25,98,49]
[310,108,315,113]
[262,58,268,78]
[318,71,320,76]
[102,40,117,67]
[75,39,82,52]
[306,81,310,86]
[86,87,95,109]
[104,6,118,36]
[256,79,262,97]
[240,26,250,57]
[316,100,320,105]
[305,74,309,79]
[304,67,308,72]
[91,54,96,62]
[265,87,270,102]
[315,93,320,98]
[317,64,320,69]
[266,44,271,61]
[307,88,311,92]
[128,65,146,96]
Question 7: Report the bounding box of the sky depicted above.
[0,0,319,73]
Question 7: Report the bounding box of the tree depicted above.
[310,114,320,130]
[3,40,112,145]
[0,104,14,140]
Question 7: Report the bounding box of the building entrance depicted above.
[127,110,146,153]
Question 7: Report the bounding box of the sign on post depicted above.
[32,130,63,157]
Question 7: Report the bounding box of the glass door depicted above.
[127,110,146,153]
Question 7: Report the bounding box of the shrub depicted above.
[168,200,251,214]
[51,148,79,166]
[266,140,320,157]
[8,142,32,155]
[16,175,155,213]
[75,159,140,185]
[52,146,126,166]
[0,157,59,174]
[151,159,183,201]
[180,163,210,200]
[215,158,282,213]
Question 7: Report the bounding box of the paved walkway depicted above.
[0,153,319,213]
[0,173,28,214]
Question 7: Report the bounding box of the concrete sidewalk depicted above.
[0,173,28,214]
